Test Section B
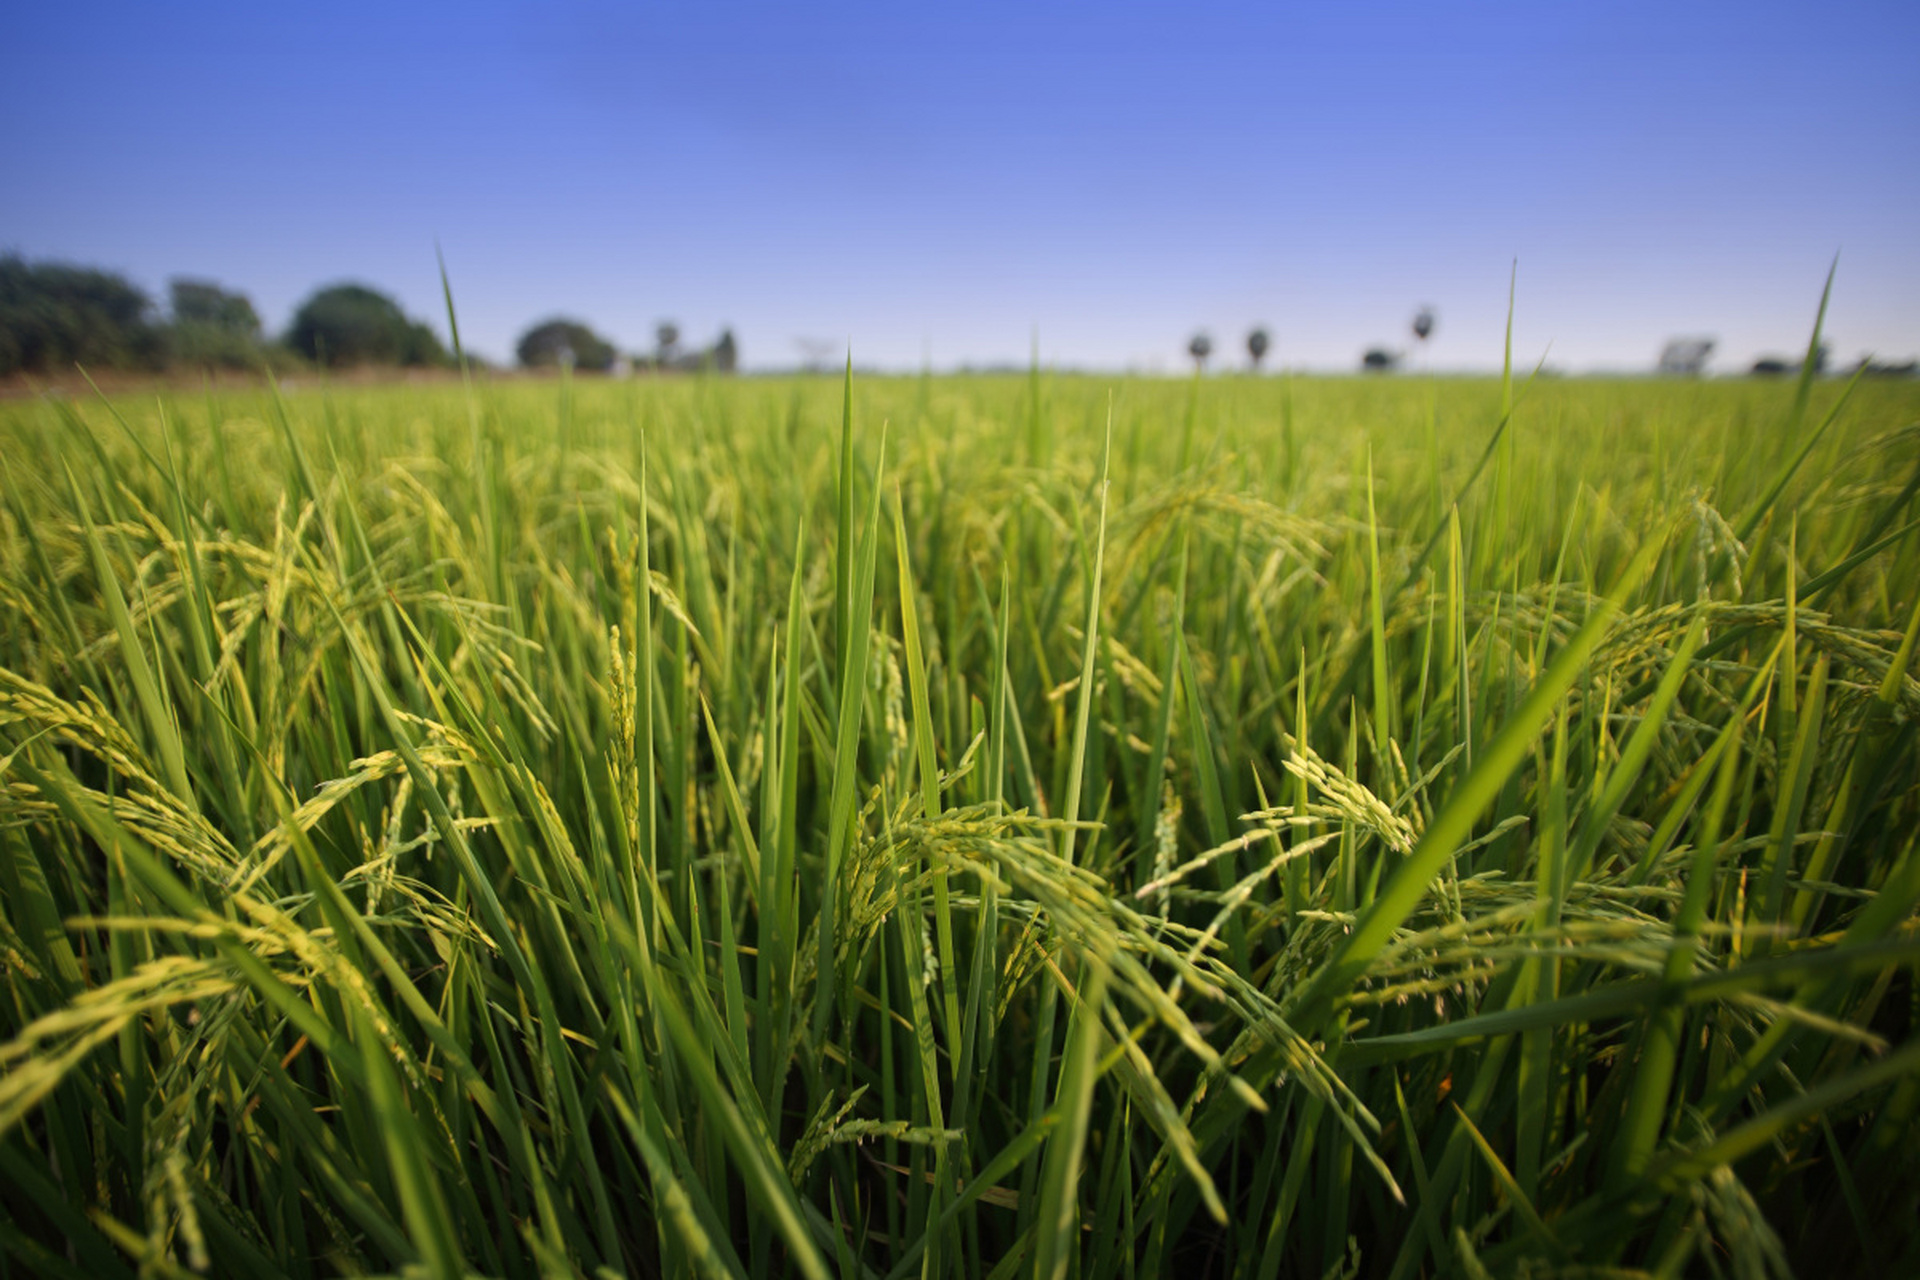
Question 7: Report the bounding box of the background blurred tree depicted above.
[1410,307,1437,373]
[1188,331,1212,371]
[285,283,448,368]
[709,328,738,373]
[172,279,259,334]
[516,318,616,372]
[655,322,681,367]
[166,277,266,369]
[1655,337,1715,377]
[0,255,161,375]
[1246,326,1270,371]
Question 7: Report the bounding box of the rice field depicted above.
[2,332,1918,1278]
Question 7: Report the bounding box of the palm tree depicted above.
[1247,326,1270,371]
[1188,331,1212,372]
[1412,306,1435,344]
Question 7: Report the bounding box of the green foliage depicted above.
[169,278,259,334]
[0,254,160,374]
[164,277,273,370]
[515,316,617,371]
[1,357,1917,1279]
[284,281,449,367]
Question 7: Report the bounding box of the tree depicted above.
[285,283,448,368]
[1362,348,1399,372]
[0,255,160,375]
[1246,327,1270,371]
[655,322,680,367]
[1411,306,1436,343]
[709,328,738,373]
[1188,331,1212,371]
[1655,338,1714,377]
[172,279,260,335]
[167,278,264,369]
[516,318,616,372]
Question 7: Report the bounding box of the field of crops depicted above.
[2,345,1918,1278]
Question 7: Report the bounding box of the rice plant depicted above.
[2,309,1918,1278]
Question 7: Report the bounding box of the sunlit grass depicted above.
[2,330,1918,1278]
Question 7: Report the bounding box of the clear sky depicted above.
[5,1,1916,373]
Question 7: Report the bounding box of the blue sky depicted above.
[4,1,1915,372]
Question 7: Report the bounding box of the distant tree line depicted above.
[2,257,166,374]
[0,255,452,377]
[1183,310,1434,375]
[1,254,738,378]
[514,317,737,374]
